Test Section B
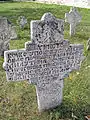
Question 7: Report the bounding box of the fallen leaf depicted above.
[85,115,90,120]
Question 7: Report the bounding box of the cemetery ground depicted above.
[0,2,90,120]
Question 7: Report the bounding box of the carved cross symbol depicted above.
[65,7,82,36]
[3,13,84,112]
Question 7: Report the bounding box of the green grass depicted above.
[0,2,90,120]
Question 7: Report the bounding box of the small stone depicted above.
[18,16,27,29]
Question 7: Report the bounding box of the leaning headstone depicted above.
[3,13,84,112]
[65,7,82,36]
[87,38,90,50]
[0,17,10,56]
[18,16,27,29]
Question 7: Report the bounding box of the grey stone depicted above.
[3,13,84,112]
[7,19,17,40]
[65,7,82,36]
[10,26,17,40]
[0,17,10,56]
[18,16,27,29]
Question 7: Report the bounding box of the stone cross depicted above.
[65,7,82,36]
[0,17,10,56]
[3,13,84,112]
[18,16,27,29]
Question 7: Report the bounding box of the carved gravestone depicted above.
[65,7,82,36]
[7,19,17,40]
[3,13,84,112]
[18,16,27,29]
[0,17,10,56]
[10,26,17,40]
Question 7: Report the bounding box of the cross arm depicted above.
[3,49,28,81]
[69,44,85,70]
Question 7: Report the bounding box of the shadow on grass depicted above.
[72,33,89,41]
[46,99,90,120]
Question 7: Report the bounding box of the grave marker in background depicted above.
[0,17,10,56]
[7,19,17,40]
[65,7,82,36]
[3,13,84,112]
[10,26,17,40]
[18,16,27,29]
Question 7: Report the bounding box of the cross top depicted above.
[65,7,81,24]
[41,12,55,21]
[31,13,64,45]
[3,13,84,112]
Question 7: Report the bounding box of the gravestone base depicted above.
[36,80,63,112]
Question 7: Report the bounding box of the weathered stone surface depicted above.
[3,13,84,112]
[0,17,10,56]
[10,26,17,40]
[65,7,82,36]
[18,16,27,29]
[7,19,17,40]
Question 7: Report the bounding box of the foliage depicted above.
[0,2,90,120]
[0,0,13,1]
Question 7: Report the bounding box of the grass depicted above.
[0,2,90,120]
